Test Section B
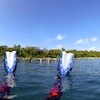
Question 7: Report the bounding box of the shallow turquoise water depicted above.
[0,59,100,100]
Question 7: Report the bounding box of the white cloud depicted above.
[75,36,98,45]
[90,37,98,42]
[89,46,97,51]
[75,38,88,44]
[56,34,65,40]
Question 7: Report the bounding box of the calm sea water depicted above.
[0,59,100,100]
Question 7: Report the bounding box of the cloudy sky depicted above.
[0,0,100,51]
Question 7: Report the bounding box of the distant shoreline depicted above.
[18,57,100,62]
[1,57,100,62]
[1,57,100,59]
[75,57,100,59]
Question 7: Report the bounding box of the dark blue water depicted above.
[0,59,100,100]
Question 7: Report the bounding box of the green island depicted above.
[0,45,100,60]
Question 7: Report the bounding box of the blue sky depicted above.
[0,0,100,51]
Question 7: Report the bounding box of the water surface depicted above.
[0,59,100,100]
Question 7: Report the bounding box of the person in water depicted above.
[46,72,62,100]
[46,83,62,100]
[46,67,73,100]
[0,81,10,100]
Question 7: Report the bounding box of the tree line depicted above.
[0,45,100,58]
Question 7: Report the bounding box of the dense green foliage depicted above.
[0,45,100,58]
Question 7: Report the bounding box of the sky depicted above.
[0,0,100,51]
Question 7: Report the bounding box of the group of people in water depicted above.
[0,50,74,100]
[0,69,71,100]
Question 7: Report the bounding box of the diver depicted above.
[46,72,63,100]
[0,80,17,100]
[0,51,18,100]
[46,83,62,100]
[0,81,10,100]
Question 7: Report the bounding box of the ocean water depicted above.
[0,59,100,100]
